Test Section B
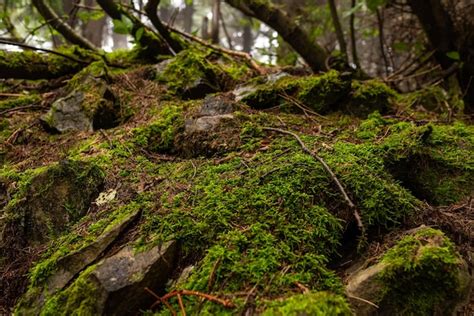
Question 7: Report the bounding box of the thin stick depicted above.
[0,38,88,64]
[0,93,25,97]
[0,104,44,116]
[347,293,379,308]
[161,290,235,308]
[144,287,177,315]
[262,127,364,232]
[177,293,186,316]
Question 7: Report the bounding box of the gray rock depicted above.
[42,92,93,132]
[185,114,234,134]
[198,95,235,117]
[45,209,140,294]
[91,240,177,315]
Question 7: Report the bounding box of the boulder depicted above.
[0,160,104,250]
[89,240,177,315]
[345,227,472,315]
[42,73,121,133]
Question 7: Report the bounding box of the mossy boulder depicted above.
[155,47,251,99]
[344,80,397,117]
[236,70,352,113]
[262,292,352,316]
[346,227,471,315]
[0,160,104,251]
[42,62,122,133]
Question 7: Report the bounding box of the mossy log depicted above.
[0,50,84,79]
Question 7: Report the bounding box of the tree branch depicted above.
[224,0,327,72]
[144,0,182,54]
[328,0,348,61]
[31,0,97,50]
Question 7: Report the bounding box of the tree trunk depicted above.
[210,0,220,44]
[407,0,474,113]
[242,17,253,53]
[183,0,194,33]
[32,0,97,50]
[81,0,105,48]
[224,0,327,72]
[328,0,347,60]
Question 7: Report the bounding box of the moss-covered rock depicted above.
[262,292,352,316]
[42,61,122,133]
[0,160,104,250]
[346,227,471,315]
[155,46,251,99]
[345,80,397,117]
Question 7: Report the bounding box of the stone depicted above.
[345,227,472,315]
[42,92,93,132]
[198,94,235,117]
[42,76,121,133]
[90,240,177,315]
[0,160,104,250]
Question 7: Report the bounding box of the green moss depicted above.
[132,102,185,152]
[262,292,352,316]
[241,70,351,113]
[40,265,101,316]
[296,70,351,113]
[379,227,464,315]
[0,94,41,111]
[156,46,250,98]
[347,80,397,116]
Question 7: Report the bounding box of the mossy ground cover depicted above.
[1,47,472,314]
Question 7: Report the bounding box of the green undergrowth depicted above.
[378,227,466,314]
[0,94,41,111]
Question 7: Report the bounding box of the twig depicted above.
[145,287,177,316]
[177,293,186,316]
[262,127,364,232]
[294,281,310,294]
[0,93,25,97]
[0,104,44,116]
[347,293,379,309]
[0,38,89,64]
[161,290,235,308]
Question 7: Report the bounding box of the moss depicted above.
[240,70,351,113]
[132,102,185,152]
[39,265,102,316]
[0,94,41,111]
[262,292,352,316]
[378,227,464,315]
[346,80,397,116]
[156,46,250,99]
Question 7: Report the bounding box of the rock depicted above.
[345,227,472,315]
[42,92,92,132]
[45,209,140,294]
[14,210,141,315]
[0,160,104,250]
[179,94,240,157]
[42,75,121,133]
[90,240,177,315]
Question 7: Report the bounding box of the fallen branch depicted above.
[262,127,364,232]
[0,104,45,117]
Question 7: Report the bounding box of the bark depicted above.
[182,0,194,33]
[349,0,360,68]
[32,0,97,50]
[224,0,327,72]
[210,0,220,44]
[144,0,183,53]
[81,0,106,47]
[0,50,83,79]
[242,17,253,53]
[407,0,474,113]
[201,16,209,40]
[328,0,347,60]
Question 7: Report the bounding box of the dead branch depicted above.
[262,127,364,232]
[144,0,182,54]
